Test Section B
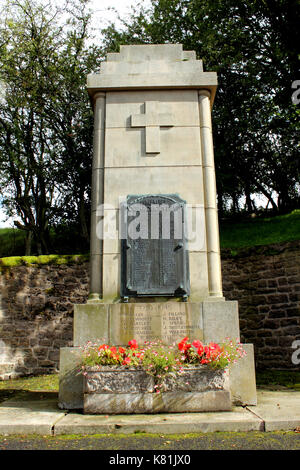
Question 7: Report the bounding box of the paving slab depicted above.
[247,390,300,432]
[0,395,66,435]
[54,407,263,435]
[0,390,299,435]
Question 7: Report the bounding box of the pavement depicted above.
[0,389,299,436]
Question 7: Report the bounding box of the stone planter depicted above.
[83,366,231,414]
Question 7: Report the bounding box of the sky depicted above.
[89,0,139,37]
[0,0,146,228]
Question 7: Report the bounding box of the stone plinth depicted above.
[59,300,256,410]
[73,301,240,347]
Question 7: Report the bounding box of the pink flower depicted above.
[122,357,131,365]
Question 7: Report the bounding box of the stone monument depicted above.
[59,44,257,409]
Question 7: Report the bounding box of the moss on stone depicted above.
[0,254,89,271]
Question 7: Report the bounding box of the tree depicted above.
[101,0,300,214]
[0,0,103,254]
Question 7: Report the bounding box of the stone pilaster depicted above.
[89,92,106,301]
[198,90,223,298]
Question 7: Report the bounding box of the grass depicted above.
[219,209,300,250]
[1,210,300,260]
[0,228,27,258]
[256,370,300,391]
[0,225,89,258]
[0,374,59,391]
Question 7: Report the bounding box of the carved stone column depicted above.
[198,90,223,298]
[89,92,106,301]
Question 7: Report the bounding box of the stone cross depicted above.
[131,101,174,154]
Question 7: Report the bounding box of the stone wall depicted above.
[0,262,89,379]
[222,241,300,370]
[0,241,299,379]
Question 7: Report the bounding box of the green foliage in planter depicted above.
[140,341,181,388]
[81,337,245,392]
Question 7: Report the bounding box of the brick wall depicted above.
[0,241,299,379]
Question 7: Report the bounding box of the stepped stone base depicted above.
[59,300,257,411]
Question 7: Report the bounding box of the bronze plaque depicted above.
[121,194,190,299]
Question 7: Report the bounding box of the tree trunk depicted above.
[25,231,32,256]
[79,196,89,243]
[255,182,278,211]
[36,240,43,256]
[217,188,225,219]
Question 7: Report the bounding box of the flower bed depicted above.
[81,338,245,414]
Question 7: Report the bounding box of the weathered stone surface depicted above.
[84,393,153,414]
[229,344,257,406]
[202,300,240,343]
[84,367,154,394]
[247,390,300,431]
[109,302,204,346]
[58,347,83,410]
[73,303,109,347]
[82,365,231,414]
[54,406,263,434]
[83,365,227,395]
[0,397,65,435]
[83,390,231,414]
[163,366,227,392]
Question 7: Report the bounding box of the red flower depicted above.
[204,345,211,358]
[204,342,221,360]
[208,342,221,352]
[98,344,109,351]
[118,347,126,355]
[122,357,131,365]
[192,340,204,356]
[128,339,138,350]
[178,337,192,352]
